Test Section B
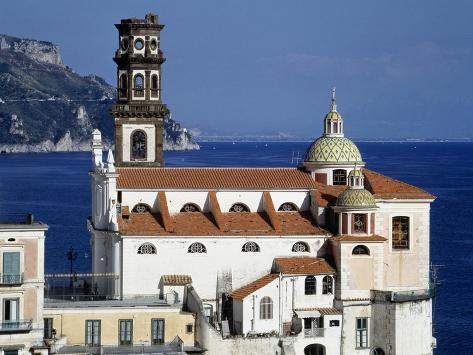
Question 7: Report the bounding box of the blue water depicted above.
[0,142,471,354]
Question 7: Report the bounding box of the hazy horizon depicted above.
[1,0,472,139]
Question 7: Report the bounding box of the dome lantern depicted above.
[324,87,344,138]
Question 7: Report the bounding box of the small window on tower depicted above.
[353,214,367,233]
[121,38,129,51]
[333,169,347,185]
[134,38,144,50]
[151,75,159,97]
[150,39,158,51]
[119,74,127,98]
[131,130,147,160]
[134,75,144,97]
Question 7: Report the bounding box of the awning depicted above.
[296,310,321,318]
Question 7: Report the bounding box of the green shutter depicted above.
[3,252,20,275]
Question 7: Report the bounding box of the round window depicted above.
[121,38,129,51]
[134,38,144,50]
[150,39,158,50]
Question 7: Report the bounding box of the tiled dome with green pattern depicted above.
[304,137,362,163]
[336,188,377,209]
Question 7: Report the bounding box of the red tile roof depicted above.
[161,274,192,285]
[363,169,435,200]
[329,234,387,242]
[273,257,335,275]
[116,167,317,190]
[314,169,435,206]
[117,211,327,236]
[229,274,279,300]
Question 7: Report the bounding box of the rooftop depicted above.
[0,213,47,230]
[116,167,318,190]
[44,296,180,309]
[229,274,278,300]
[273,257,335,275]
[162,274,193,285]
[118,211,327,237]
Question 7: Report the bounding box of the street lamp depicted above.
[67,246,77,287]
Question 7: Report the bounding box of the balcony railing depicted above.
[304,328,325,337]
[133,88,144,97]
[0,273,23,285]
[0,319,32,333]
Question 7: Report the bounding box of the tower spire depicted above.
[330,87,337,112]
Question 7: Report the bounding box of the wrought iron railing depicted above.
[303,328,325,337]
[0,319,32,332]
[0,273,23,285]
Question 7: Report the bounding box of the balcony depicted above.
[371,288,435,303]
[304,328,325,337]
[0,273,23,285]
[0,319,32,333]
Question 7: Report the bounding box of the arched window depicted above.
[352,245,370,255]
[259,297,273,319]
[131,130,147,160]
[372,349,385,355]
[137,243,156,254]
[119,74,127,98]
[392,216,409,249]
[134,74,144,96]
[188,242,206,254]
[132,203,150,213]
[241,242,260,252]
[353,214,367,233]
[180,203,201,213]
[278,202,298,212]
[333,169,347,185]
[151,74,159,97]
[305,276,316,295]
[292,241,309,253]
[229,203,250,212]
[322,276,333,294]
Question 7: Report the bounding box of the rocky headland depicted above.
[0,34,199,153]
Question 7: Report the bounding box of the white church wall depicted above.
[120,236,327,300]
[121,191,160,212]
[165,191,209,214]
[375,201,431,290]
[270,191,310,211]
[216,191,263,212]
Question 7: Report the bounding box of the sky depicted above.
[1,0,472,139]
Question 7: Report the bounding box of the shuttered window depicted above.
[3,252,20,284]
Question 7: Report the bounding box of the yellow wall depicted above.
[44,307,195,346]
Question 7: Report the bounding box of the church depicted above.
[88,13,436,355]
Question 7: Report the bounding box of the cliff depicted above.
[0,34,199,153]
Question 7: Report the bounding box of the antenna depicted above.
[291,151,302,165]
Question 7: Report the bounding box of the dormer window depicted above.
[132,203,150,213]
[292,241,309,253]
[353,214,367,233]
[229,203,250,212]
[333,169,347,185]
[180,203,200,213]
[137,243,156,254]
[278,203,298,212]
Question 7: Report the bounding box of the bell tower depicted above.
[111,13,169,167]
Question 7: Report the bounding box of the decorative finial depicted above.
[330,87,337,112]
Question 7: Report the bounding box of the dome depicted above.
[304,137,362,164]
[348,169,363,178]
[336,188,377,209]
[325,111,342,120]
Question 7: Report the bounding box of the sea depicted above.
[0,141,471,354]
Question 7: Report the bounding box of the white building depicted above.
[87,14,436,355]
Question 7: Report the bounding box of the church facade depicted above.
[88,13,436,355]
